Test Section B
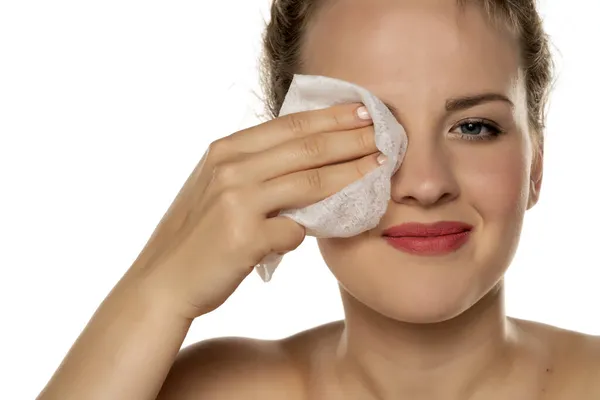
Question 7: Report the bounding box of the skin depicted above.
[307,0,545,397]
[160,1,599,399]
[37,1,600,399]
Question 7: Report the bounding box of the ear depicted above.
[527,137,544,210]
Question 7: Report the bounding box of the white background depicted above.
[1,1,598,399]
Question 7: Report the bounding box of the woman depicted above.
[38,0,600,399]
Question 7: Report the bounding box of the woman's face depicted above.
[304,0,542,323]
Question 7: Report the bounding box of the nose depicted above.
[391,133,460,208]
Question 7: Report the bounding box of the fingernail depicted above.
[357,106,371,120]
[377,153,387,165]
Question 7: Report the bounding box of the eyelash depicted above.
[450,118,504,141]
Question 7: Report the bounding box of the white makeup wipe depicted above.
[254,74,408,282]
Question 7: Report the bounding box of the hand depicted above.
[130,103,382,319]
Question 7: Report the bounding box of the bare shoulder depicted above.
[157,321,342,400]
[511,317,600,398]
[156,335,308,400]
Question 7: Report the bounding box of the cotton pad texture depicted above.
[254,74,408,282]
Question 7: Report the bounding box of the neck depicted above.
[335,282,517,400]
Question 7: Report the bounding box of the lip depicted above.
[382,221,473,256]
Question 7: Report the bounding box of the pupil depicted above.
[463,123,481,134]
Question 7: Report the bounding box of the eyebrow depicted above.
[383,93,514,118]
[445,93,514,112]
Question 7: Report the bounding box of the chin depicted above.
[341,274,487,324]
[325,249,507,326]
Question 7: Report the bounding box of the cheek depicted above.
[454,134,532,282]
[456,137,531,220]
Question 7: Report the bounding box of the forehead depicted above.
[302,0,521,102]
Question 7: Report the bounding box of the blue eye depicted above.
[452,119,503,141]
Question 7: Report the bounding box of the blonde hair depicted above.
[260,0,554,155]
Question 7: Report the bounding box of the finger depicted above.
[262,216,306,255]
[226,103,373,154]
[257,152,385,213]
[224,125,377,185]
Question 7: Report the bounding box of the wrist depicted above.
[118,265,193,324]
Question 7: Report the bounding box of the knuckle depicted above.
[287,114,311,135]
[206,138,230,162]
[212,162,239,187]
[330,112,343,129]
[357,127,375,150]
[300,136,325,159]
[304,169,324,190]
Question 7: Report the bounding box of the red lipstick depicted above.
[381,221,473,256]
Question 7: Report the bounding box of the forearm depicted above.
[37,268,193,400]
